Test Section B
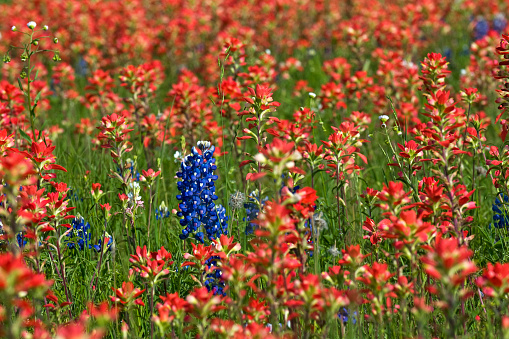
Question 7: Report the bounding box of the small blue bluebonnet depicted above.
[17,232,27,248]
[493,14,507,34]
[176,141,228,243]
[117,160,140,182]
[155,201,170,220]
[244,191,268,235]
[492,195,509,229]
[67,186,83,202]
[204,255,225,296]
[93,232,114,252]
[66,216,92,250]
[338,308,357,324]
[474,16,490,41]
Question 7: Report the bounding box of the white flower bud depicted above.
[253,153,267,163]
[27,21,37,29]
[11,26,16,32]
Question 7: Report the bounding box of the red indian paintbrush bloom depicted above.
[110,281,146,308]
[476,263,509,298]
[421,235,477,287]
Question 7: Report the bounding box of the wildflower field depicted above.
[4,0,509,338]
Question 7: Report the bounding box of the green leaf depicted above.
[18,128,32,143]
[17,78,24,93]
[34,90,42,105]
[33,69,39,81]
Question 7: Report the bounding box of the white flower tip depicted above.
[27,21,37,29]
[11,26,16,32]
[308,92,317,98]
[43,25,48,31]
[253,153,266,163]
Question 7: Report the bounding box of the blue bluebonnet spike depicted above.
[176,141,228,243]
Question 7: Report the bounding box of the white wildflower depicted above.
[312,212,328,232]
[229,191,246,210]
[27,21,37,29]
[174,151,182,163]
[328,243,340,257]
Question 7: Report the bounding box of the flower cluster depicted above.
[155,202,170,220]
[65,216,113,252]
[176,141,228,242]
[66,216,92,251]
[492,195,509,229]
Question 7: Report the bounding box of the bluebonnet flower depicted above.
[176,141,228,243]
[127,160,141,182]
[93,232,114,253]
[0,220,25,248]
[492,195,509,229]
[155,201,170,220]
[204,255,225,296]
[474,16,490,41]
[443,48,452,63]
[244,191,268,235]
[338,308,357,324]
[117,160,140,182]
[17,232,26,248]
[67,186,83,202]
[66,216,114,252]
[66,216,92,250]
[493,14,507,34]
[76,56,88,76]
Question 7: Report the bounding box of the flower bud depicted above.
[11,26,16,32]
[3,55,11,64]
[379,115,390,123]
[43,25,48,31]
[53,37,58,44]
[27,21,37,29]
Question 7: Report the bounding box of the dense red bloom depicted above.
[421,235,477,286]
[182,243,215,268]
[244,84,280,109]
[141,168,161,181]
[357,262,395,291]
[0,252,52,294]
[338,245,370,267]
[130,245,173,280]
[186,287,226,319]
[476,263,509,298]
[362,217,383,246]
[0,151,37,187]
[110,281,145,307]
[377,181,412,213]
[153,292,189,326]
